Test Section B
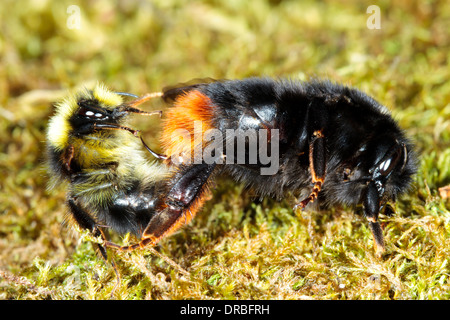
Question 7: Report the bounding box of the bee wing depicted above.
[162,78,219,103]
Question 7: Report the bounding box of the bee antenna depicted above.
[115,92,139,98]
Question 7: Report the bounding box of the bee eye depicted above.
[378,158,393,176]
[78,106,109,120]
[374,143,405,178]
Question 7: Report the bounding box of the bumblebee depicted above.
[133,77,416,256]
[46,84,170,259]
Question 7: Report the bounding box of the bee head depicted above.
[70,85,136,129]
[47,84,139,151]
[359,136,417,221]
[331,132,416,221]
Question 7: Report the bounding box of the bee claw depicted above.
[293,201,307,212]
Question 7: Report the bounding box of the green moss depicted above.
[0,0,449,300]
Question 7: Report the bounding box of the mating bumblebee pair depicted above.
[46,78,417,263]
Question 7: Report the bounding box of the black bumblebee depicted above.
[139,77,417,256]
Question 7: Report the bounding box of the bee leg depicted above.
[106,163,217,252]
[67,197,122,288]
[294,130,326,210]
[105,237,155,251]
[67,197,109,261]
[144,163,215,239]
[364,181,385,256]
[122,92,163,110]
[62,145,75,175]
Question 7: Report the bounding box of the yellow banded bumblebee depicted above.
[146,77,417,256]
[46,84,169,259]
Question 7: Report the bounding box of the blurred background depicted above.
[0,0,449,299]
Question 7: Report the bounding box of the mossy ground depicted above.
[0,0,449,300]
